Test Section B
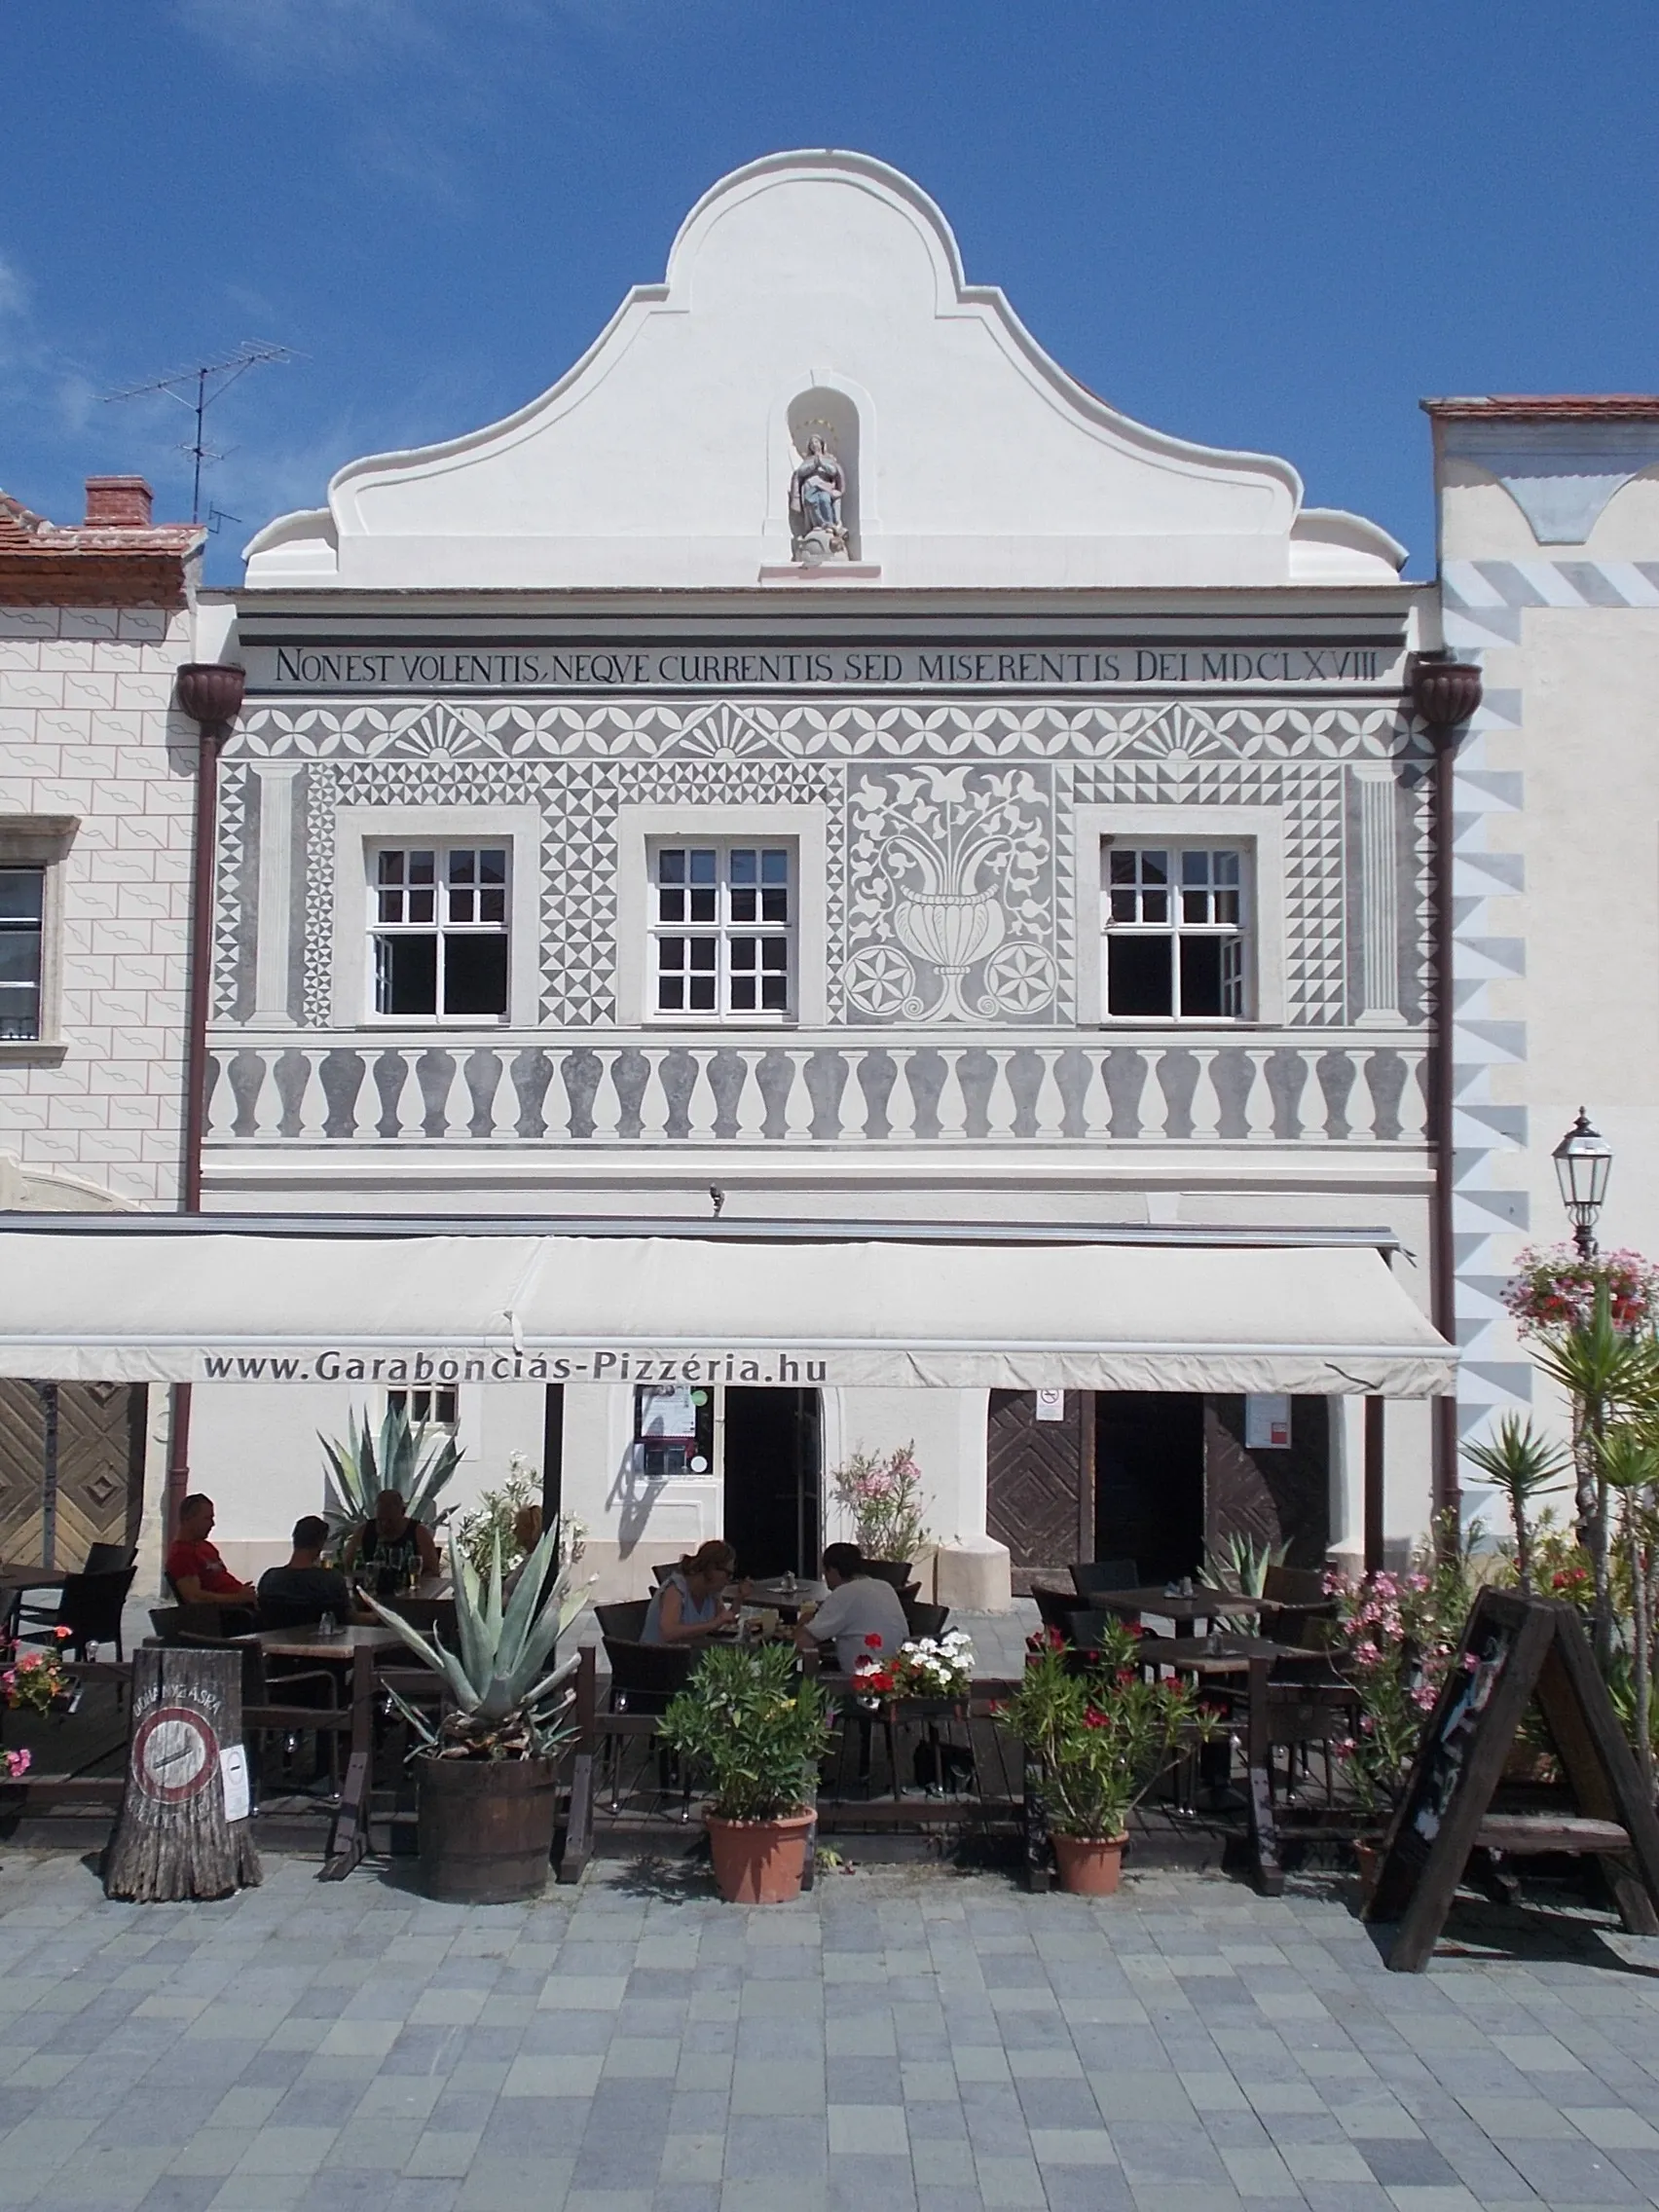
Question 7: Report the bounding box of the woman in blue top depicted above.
[643,1539,742,1644]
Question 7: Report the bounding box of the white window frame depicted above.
[614,804,829,1028]
[0,815,76,1064]
[387,1385,460,1430]
[646,839,795,1023]
[368,840,512,1026]
[1072,804,1285,1027]
[329,804,541,1029]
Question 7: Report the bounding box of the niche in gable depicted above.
[787,387,861,563]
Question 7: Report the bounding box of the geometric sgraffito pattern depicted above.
[220,692,1426,1033]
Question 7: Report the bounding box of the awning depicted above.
[0,1227,1455,1396]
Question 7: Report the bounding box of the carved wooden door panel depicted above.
[0,1381,146,1567]
[1204,1396,1330,1568]
[0,1383,46,1562]
[986,1390,1088,1593]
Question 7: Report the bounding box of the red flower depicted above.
[52,1626,71,1641]
[1084,1706,1109,1729]
[864,1634,884,1648]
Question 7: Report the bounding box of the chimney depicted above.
[84,476,154,529]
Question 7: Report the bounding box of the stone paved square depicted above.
[4,1848,1659,2212]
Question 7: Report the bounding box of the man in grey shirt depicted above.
[795,1544,908,1673]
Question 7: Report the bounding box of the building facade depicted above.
[0,476,203,1567]
[143,152,1441,1602]
[1432,396,1659,1467]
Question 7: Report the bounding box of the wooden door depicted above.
[0,1381,147,1567]
[986,1391,1090,1594]
[1204,1396,1329,1569]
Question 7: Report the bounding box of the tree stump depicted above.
[104,1645,261,1901]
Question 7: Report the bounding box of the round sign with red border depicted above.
[131,1705,219,1803]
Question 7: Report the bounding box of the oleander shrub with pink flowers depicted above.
[997,1621,1211,1842]
[828,1442,930,1563]
[1325,1526,1478,1814]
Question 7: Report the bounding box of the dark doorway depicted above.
[1094,1393,1204,1586]
[722,1388,820,1579]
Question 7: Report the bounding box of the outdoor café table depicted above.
[1091,1585,1268,1633]
[742,1575,828,1621]
[1134,1633,1320,1897]
[256,1623,405,1877]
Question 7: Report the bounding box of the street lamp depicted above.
[1553,1108,1613,1259]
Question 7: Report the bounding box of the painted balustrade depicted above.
[203,1032,1429,1149]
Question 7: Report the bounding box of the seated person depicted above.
[794,1543,908,1674]
[166,1493,258,1611]
[257,1516,353,1631]
[341,1488,441,1596]
[643,1539,742,1644]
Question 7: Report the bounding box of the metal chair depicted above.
[902,1599,950,1641]
[595,1599,651,1642]
[174,1631,345,1797]
[1030,1584,1085,1641]
[1259,1566,1335,1649]
[18,1567,136,1662]
[83,1542,136,1575]
[383,1595,459,1645]
[602,1638,694,1815]
[1068,1558,1139,1601]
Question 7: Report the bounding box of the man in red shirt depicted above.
[166,1493,258,1608]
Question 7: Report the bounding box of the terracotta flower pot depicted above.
[1051,1831,1126,1896]
[706,1811,815,1903]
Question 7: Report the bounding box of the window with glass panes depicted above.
[1102,845,1246,1018]
[651,845,793,1017]
[371,846,509,1019]
[0,866,44,1041]
[387,1387,459,1429]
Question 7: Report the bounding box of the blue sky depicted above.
[4,1,1657,583]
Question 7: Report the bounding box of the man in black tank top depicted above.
[344,1489,442,1596]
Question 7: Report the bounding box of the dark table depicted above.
[1091,1586,1268,1631]
[258,1625,407,1876]
[1135,1634,1325,1896]
[0,1563,66,1639]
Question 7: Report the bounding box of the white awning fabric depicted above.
[0,1231,1454,1396]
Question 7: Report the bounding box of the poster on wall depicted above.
[638,1386,697,1442]
[1244,1394,1292,1450]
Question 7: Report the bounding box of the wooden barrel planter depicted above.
[416,1755,559,1902]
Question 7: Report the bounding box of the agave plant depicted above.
[365,1527,588,1759]
[1205,1530,1289,1600]
[320,1402,462,1541]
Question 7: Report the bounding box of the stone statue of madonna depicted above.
[790,434,847,562]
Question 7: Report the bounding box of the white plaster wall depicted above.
[0,603,198,1205]
[244,154,1400,594]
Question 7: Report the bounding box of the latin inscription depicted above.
[253,642,1398,694]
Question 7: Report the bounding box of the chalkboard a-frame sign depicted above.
[1365,1588,1659,1971]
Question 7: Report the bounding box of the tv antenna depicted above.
[105,342,297,522]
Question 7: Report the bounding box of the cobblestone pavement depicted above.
[4,1849,1659,2212]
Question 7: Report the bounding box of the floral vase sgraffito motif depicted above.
[846,765,1054,1022]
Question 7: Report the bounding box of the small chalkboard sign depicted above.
[1365,1589,1659,1971]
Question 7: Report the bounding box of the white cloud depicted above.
[172,0,450,74]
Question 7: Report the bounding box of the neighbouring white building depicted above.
[0,477,203,1568]
[1431,396,1659,1459]
[4,153,1493,1601]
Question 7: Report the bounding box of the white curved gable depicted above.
[244,151,1403,591]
